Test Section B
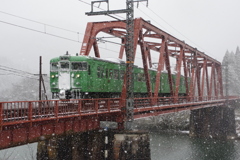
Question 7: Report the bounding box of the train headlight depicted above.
[51,75,55,78]
[76,74,80,78]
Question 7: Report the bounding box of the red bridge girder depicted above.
[0,97,239,149]
[80,17,223,101]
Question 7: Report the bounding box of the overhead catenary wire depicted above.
[0,4,148,58]
[0,7,123,54]
[0,69,39,80]
[0,1,215,63]
[80,0,215,59]
[0,68,38,80]
[0,10,81,34]
[0,64,37,76]
[0,20,82,43]
[0,10,153,64]
[0,67,36,78]
[0,19,121,56]
[0,64,50,82]
[137,3,215,58]
[0,1,214,59]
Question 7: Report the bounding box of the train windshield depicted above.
[60,62,70,70]
[71,62,88,71]
[51,63,58,71]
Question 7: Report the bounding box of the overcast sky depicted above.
[0,0,239,74]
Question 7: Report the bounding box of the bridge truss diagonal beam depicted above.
[79,17,223,100]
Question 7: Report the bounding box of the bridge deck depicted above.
[0,96,237,150]
[0,97,226,125]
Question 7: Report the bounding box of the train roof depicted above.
[50,55,86,62]
[50,57,60,63]
[50,55,126,65]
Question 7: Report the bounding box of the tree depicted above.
[222,46,240,95]
[0,77,50,101]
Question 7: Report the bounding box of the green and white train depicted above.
[50,53,187,99]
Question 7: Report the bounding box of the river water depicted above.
[150,131,240,160]
[1,131,240,160]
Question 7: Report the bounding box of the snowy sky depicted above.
[0,0,239,74]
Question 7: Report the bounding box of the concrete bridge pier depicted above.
[189,105,237,139]
[37,130,151,160]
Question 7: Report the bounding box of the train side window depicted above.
[81,62,88,70]
[109,69,113,79]
[72,62,80,70]
[88,65,91,75]
[97,66,104,78]
[120,70,124,79]
[152,75,156,83]
[134,73,138,81]
[114,70,119,80]
[181,77,185,86]
[60,62,69,70]
[172,75,176,86]
[142,73,145,82]
[51,63,58,71]
[72,62,88,71]
[106,69,108,78]
[97,66,101,78]
[137,73,142,82]
[101,67,104,78]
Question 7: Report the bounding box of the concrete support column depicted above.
[37,130,151,160]
[113,131,151,160]
[189,105,237,139]
[37,131,105,160]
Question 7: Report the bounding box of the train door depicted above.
[107,68,114,93]
[58,61,70,90]
[58,61,71,99]
[96,64,106,93]
[107,67,121,97]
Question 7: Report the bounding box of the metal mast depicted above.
[125,0,135,129]
[86,0,148,130]
[39,56,42,101]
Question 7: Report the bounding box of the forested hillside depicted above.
[222,46,240,95]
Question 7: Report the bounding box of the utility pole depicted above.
[35,56,48,101]
[85,0,148,130]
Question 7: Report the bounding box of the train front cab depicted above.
[50,55,88,99]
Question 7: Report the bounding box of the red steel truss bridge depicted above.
[0,18,237,149]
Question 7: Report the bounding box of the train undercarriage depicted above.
[51,90,185,100]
